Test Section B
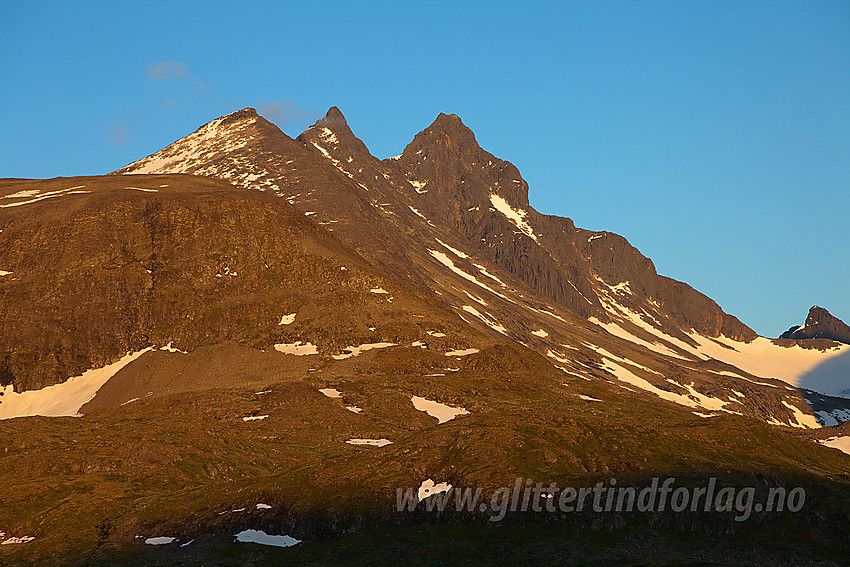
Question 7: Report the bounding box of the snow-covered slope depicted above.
[0,348,152,419]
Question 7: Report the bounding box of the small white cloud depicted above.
[256,99,320,128]
[107,118,130,146]
[147,61,187,81]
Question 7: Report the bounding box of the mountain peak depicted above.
[434,112,463,125]
[399,112,482,160]
[220,107,259,123]
[426,112,477,143]
[233,107,259,117]
[390,111,531,209]
[318,106,348,129]
[780,305,850,344]
[297,106,374,161]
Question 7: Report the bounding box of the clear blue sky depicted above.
[2,0,848,336]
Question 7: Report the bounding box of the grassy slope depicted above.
[2,344,850,565]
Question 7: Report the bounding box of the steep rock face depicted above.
[386,113,755,342]
[0,175,481,392]
[782,306,850,344]
[119,107,753,345]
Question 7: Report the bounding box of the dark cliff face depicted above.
[394,113,531,208]
[781,306,850,344]
[381,111,756,341]
[115,106,756,345]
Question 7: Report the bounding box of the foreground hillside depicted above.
[1,175,850,565]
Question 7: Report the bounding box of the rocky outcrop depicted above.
[782,306,850,344]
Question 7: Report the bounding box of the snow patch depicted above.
[278,313,296,325]
[235,529,301,548]
[461,305,507,335]
[598,293,850,393]
[435,238,469,259]
[532,329,548,338]
[242,415,268,422]
[145,537,176,545]
[428,249,510,300]
[463,290,488,306]
[418,479,452,501]
[2,189,41,199]
[319,388,342,398]
[411,396,469,424]
[1,536,34,545]
[594,347,734,414]
[489,193,537,241]
[346,438,393,447]
[686,333,850,393]
[273,341,318,356]
[547,350,572,364]
[589,316,687,360]
[160,342,188,354]
[445,348,479,357]
[780,400,819,429]
[0,186,90,208]
[332,342,397,360]
[820,436,850,456]
[578,394,602,402]
[319,127,339,145]
[473,264,507,287]
[609,281,632,295]
[409,180,428,193]
[408,206,433,225]
[815,409,850,427]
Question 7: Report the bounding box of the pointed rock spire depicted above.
[297,106,374,162]
[319,106,348,128]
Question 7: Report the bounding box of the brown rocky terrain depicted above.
[1,108,849,565]
[0,175,485,392]
[112,107,850,428]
